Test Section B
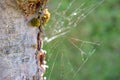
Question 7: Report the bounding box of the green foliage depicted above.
[45,0,120,80]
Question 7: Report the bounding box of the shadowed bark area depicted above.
[0,0,39,80]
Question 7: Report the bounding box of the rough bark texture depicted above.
[0,0,39,80]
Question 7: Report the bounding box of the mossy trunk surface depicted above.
[0,0,39,80]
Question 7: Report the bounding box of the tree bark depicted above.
[0,0,39,80]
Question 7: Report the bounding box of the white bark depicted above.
[0,0,39,80]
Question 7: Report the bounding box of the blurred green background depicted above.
[44,0,120,80]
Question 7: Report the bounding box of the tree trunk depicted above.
[0,0,40,80]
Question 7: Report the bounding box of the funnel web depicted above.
[43,0,104,80]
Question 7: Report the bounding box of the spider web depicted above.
[43,0,104,80]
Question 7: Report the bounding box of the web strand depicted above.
[46,0,104,80]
